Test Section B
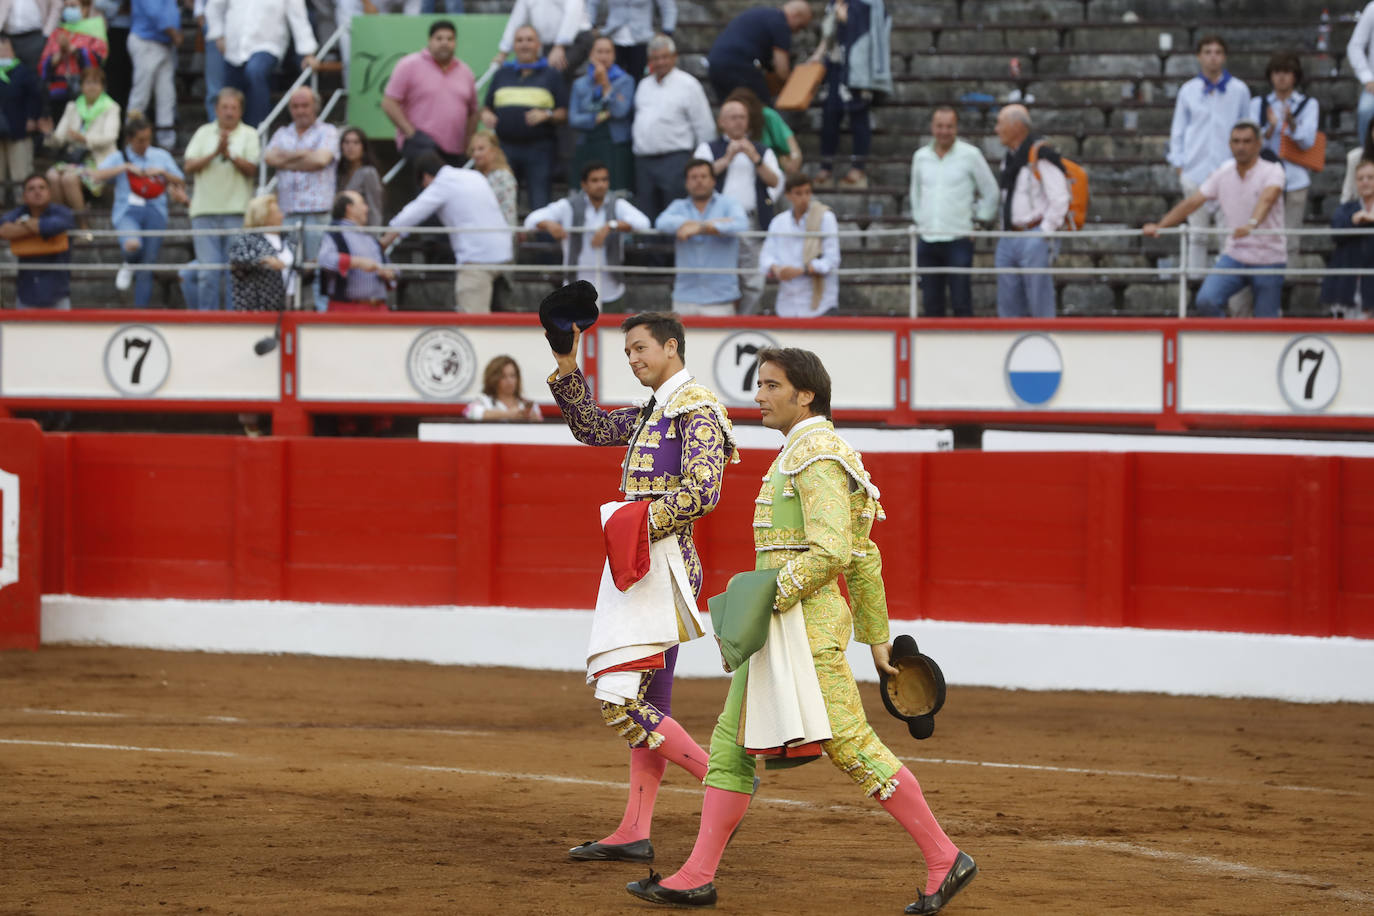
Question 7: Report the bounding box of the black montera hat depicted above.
[879,635,948,740]
[539,280,600,355]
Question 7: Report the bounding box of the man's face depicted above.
[931,110,958,148]
[23,178,50,210]
[994,110,1018,148]
[216,93,243,129]
[288,90,316,129]
[786,182,812,215]
[1357,164,1374,201]
[647,46,675,79]
[1197,42,1226,76]
[685,165,714,201]
[582,168,609,203]
[513,27,541,63]
[755,360,810,432]
[1230,127,1260,166]
[624,325,676,390]
[719,102,749,140]
[428,27,456,64]
[344,191,368,224]
[782,2,812,31]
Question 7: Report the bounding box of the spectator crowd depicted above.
[2,0,1374,320]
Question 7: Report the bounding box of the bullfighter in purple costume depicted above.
[549,310,738,865]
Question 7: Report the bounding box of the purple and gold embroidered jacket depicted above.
[550,366,739,595]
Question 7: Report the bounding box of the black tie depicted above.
[642,396,656,416]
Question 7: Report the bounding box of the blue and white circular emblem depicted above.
[1004,333,1063,407]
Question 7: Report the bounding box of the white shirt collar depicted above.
[651,366,693,405]
[784,415,827,445]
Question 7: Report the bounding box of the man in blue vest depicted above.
[694,99,782,315]
[317,190,395,312]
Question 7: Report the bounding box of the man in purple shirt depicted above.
[1145,120,1286,317]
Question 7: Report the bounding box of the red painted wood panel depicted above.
[33,434,1372,639]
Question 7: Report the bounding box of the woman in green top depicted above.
[726,87,802,175]
[45,66,121,224]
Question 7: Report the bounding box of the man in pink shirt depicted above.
[1145,120,1286,317]
[381,20,478,166]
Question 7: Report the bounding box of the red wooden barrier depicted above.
[36,435,1374,639]
[0,419,43,649]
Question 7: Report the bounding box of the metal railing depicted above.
[5,222,1374,318]
[256,24,349,193]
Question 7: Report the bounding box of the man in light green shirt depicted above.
[909,106,999,316]
[183,88,261,310]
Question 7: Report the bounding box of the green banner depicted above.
[349,14,509,141]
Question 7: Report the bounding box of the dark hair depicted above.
[337,126,380,190]
[724,87,765,141]
[1266,51,1303,86]
[413,150,446,181]
[756,347,832,419]
[331,191,357,220]
[684,157,713,179]
[481,354,523,399]
[1196,34,1227,55]
[80,64,105,85]
[1364,119,1374,164]
[1230,120,1261,140]
[591,34,615,52]
[580,160,609,183]
[620,312,686,360]
[784,173,812,193]
[23,172,49,190]
[932,105,958,122]
[429,19,456,38]
[123,112,152,141]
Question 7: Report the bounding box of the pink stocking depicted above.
[659,787,752,890]
[650,715,709,782]
[601,747,666,845]
[879,766,960,895]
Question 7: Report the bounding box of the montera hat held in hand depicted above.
[540,280,600,355]
[707,568,778,673]
[879,634,947,740]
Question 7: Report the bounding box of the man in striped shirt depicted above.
[317,191,395,312]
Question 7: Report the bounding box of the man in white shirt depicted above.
[1349,2,1374,163]
[760,173,839,318]
[694,99,781,315]
[382,151,514,314]
[525,160,651,305]
[632,34,715,221]
[1167,35,1251,280]
[204,0,318,129]
[0,0,59,73]
[993,104,1068,318]
[909,106,1000,317]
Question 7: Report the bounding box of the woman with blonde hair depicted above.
[468,131,518,227]
[228,193,296,311]
[465,355,542,420]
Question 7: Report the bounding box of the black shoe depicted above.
[568,838,654,863]
[905,851,977,914]
[626,871,717,908]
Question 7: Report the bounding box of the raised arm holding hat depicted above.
[545,291,739,865]
[628,347,976,915]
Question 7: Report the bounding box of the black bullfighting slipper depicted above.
[568,838,655,863]
[904,851,977,914]
[626,871,718,908]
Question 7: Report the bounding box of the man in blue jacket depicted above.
[0,172,76,308]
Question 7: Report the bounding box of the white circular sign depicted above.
[103,324,170,396]
[1277,334,1341,412]
[1003,333,1063,407]
[407,327,476,400]
[712,330,780,406]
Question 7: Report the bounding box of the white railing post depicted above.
[1176,225,1189,319]
[294,220,307,312]
[908,224,919,318]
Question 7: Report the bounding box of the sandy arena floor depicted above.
[2,647,1371,915]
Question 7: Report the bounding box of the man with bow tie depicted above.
[1168,35,1252,283]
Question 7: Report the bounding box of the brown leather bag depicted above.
[9,230,70,257]
[774,62,825,111]
[1277,96,1326,172]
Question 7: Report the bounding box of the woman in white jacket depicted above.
[1347,2,1374,151]
[44,65,120,225]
